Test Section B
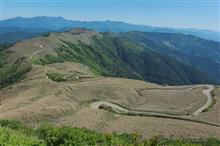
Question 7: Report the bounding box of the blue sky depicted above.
[1,0,220,31]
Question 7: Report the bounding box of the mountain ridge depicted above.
[1,16,219,44]
[0,28,218,87]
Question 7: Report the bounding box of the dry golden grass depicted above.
[61,78,206,115]
[135,88,206,115]
[58,107,220,139]
[0,62,219,138]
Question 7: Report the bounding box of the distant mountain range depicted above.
[0,16,219,43]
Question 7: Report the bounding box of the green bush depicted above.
[0,120,25,130]
[0,120,219,146]
[46,72,66,82]
[37,124,112,146]
[40,55,65,65]
[0,127,45,146]
[36,124,149,146]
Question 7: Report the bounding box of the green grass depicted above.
[46,72,66,82]
[0,127,45,146]
[0,120,27,130]
[31,58,42,65]
[0,120,45,146]
[40,55,65,65]
[202,98,217,112]
[0,120,219,146]
[31,54,65,65]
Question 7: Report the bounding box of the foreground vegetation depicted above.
[0,120,219,146]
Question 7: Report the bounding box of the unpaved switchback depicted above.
[192,85,214,116]
[90,85,215,117]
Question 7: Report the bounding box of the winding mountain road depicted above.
[192,85,214,116]
[90,85,214,117]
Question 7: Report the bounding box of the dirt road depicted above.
[27,43,44,61]
[90,85,214,117]
[192,85,214,116]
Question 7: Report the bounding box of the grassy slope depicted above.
[35,31,213,85]
[0,30,216,87]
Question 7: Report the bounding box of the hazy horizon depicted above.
[1,0,219,31]
[2,15,220,33]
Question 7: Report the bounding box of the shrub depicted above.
[46,72,66,82]
[0,120,25,130]
[0,127,45,146]
[36,124,148,146]
[0,120,219,146]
